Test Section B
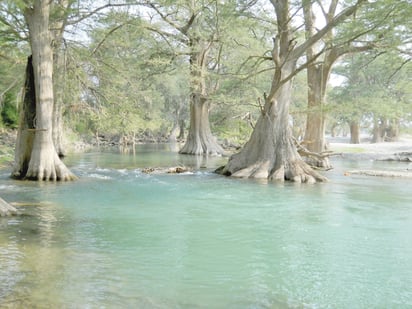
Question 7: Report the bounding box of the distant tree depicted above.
[330,52,411,143]
[82,10,177,144]
[138,0,229,155]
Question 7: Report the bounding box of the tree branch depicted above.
[90,23,126,56]
[67,3,144,25]
[292,0,367,60]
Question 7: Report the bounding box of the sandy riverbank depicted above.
[327,135,412,161]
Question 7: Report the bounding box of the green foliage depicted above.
[0,33,25,130]
[329,51,412,133]
[1,0,410,146]
[1,92,18,128]
[62,2,275,143]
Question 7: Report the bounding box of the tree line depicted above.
[0,0,410,183]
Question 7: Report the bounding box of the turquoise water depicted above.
[1,144,412,308]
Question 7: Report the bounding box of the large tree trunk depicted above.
[302,0,372,167]
[301,1,338,169]
[219,0,328,183]
[179,38,223,156]
[179,94,224,155]
[220,62,326,183]
[303,65,331,168]
[304,67,326,153]
[12,0,75,181]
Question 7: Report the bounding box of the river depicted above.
[1,144,411,308]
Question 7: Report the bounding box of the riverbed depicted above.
[1,144,412,308]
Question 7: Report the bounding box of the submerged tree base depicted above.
[216,111,328,184]
[179,95,224,156]
[217,158,327,184]
[12,56,76,182]
[12,140,77,181]
[179,139,224,156]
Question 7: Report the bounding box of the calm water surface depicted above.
[1,144,412,308]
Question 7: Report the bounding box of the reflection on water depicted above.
[1,146,412,308]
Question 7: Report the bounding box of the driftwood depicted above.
[379,152,412,162]
[141,166,192,174]
[345,170,412,178]
[0,197,18,217]
[293,136,341,170]
[10,201,52,207]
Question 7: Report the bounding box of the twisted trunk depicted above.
[220,62,326,183]
[219,0,328,183]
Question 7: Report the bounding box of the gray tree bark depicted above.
[12,0,75,181]
[12,56,36,179]
[220,61,326,183]
[180,94,223,155]
[179,38,223,155]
